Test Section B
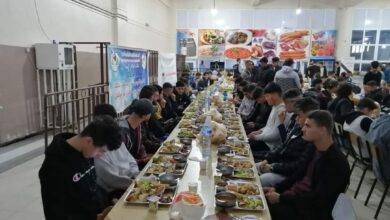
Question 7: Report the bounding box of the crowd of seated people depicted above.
[38,57,390,220]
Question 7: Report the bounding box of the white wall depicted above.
[0,0,176,53]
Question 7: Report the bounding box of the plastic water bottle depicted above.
[205,90,210,112]
[223,91,228,102]
[201,116,212,161]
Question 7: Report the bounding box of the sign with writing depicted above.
[108,46,148,112]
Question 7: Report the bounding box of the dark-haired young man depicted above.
[365,80,385,104]
[174,81,191,116]
[258,97,319,187]
[120,98,156,168]
[248,83,291,156]
[265,110,350,220]
[237,83,257,119]
[364,61,382,86]
[93,104,139,201]
[39,115,123,220]
[274,58,301,93]
[244,87,271,133]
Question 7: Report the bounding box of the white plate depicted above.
[226,30,253,46]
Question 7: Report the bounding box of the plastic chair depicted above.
[332,193,357,220]
[347,132,373,198]
[364,143,390,219]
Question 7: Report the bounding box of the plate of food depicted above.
[226,182,260,196]
[224,47,252,60]
[183,112,196,119]
[124,179,167,204]
[236,194,265,211]
[145,164,166,175]
[225,30,252,46]
[232,168,255,179]
[151,155,175,164]
[178,120,192,128]
[233,160,254,169]
[159,140,182,154]
[199,29,225,45]
[173,191,204,206]
[178,128,196,139]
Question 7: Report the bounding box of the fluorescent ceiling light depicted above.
[296,8,302,15]
[211,8,218,16]
[365,20,372,25]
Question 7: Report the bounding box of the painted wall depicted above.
[0,0,176,144]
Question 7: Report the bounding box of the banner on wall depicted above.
[158,52,177,86]
[277,29,311,60]
[224,29,278,60]
[177,29,198,58]
[310,30,337,58]
[198,29,225,58]
[108,46,149,113]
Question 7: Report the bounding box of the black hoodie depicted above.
[39,133,106,220]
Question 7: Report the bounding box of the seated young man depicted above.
[93,104,139,200]
[264,110,350,220]
[244,87,271,134]
[174,80,192,116]
[257,97,320,187]
[120,99,155,169]
[237,83,257,120]
[277,89,302,142]
[139,85,163,153]
[39,115,122,220]
[162,82,180,132]
[248,83,291,157]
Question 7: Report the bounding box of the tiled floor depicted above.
[0,153,389,220]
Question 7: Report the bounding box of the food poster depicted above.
[311,30,337,58]
[224,29,278,60]
[278,29,311,60]
[224,29,252,60]
[251,29,278,58]
[198,29,225,58]
[158,52,177,86]
[108,46,149,113]
[177,29,198,58]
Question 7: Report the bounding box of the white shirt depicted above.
[255,103,291,150]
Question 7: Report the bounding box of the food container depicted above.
[188,182,198,193]
[147,195,160,212]
[215,192,237,208]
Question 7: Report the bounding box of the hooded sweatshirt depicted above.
[39,133,106,220]
[94,143,139,193]
[274,66,301,93]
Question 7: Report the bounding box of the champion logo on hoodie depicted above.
[72,166,95,182]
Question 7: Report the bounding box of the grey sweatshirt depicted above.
[274,66,301,93]
[95,143,139,192]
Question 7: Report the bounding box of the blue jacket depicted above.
[366,115,390,182]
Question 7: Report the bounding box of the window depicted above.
[353,64,360,71]
[361,63,371,72]
[350,45,362,60]
[351,30,364,44]
[378,45,390,60]
[379,30,390,44]
[362,46,376,60]
[363,30,377,44]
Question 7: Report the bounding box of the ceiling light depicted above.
[382,45,387,49]
[211,0,218,16]
[296,0,301,15]
[211,9,218,16]
[365,20,372,25]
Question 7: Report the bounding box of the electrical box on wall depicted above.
[35,43,75,69]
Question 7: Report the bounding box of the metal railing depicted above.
[43,84,108,148]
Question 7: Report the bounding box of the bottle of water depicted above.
[204,90,210,112]
[223,91,228,102]
[201,116,212,161]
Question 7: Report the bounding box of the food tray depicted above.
[124,181,179,205]
[231,168,255,179]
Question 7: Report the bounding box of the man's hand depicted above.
[266,192,280,205]
[246,122,255,129]
[263,187,275,194]
[278,111,286,124]
[171,93,176,101]
[257,160,268,170]
[261,164,272,173]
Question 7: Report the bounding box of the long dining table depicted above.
[105,89,272,220]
